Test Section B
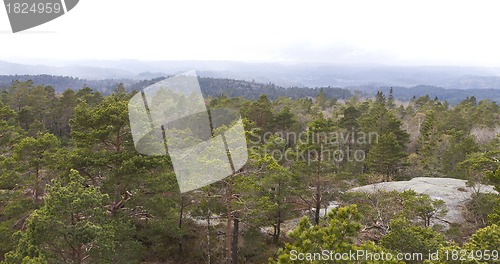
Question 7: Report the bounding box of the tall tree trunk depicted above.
[275,209,281,244]
[314,152,322,225]
[34,163,40,200]
[223,139,236,264]
[207,193,211,264]
[231,211,239,264]
[226,182,233,264]
[77,245,83,264]
[178,195,184,256]
[314,185,321,225]
[111,183,121,216]
[274,181,282,244]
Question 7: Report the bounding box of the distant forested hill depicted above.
[198,77,352,100]
[0,75,136,94]
[130,77,352,100]
[0,75,353,100]
[357,85,500,104]
[6,74,500,103]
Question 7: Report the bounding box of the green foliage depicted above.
[243,94,275,133]
[10,132,60,200]
[296,114,338,224]
[381,217,446,263]
[272,205,361,263]
[487,165,500,193]
[273,106,298,132]
[1,81,500,263]
[403,193,448,227]
[271,205,400,263]
[366,132,407,181]
[464,224,500,252]
[428,225,500,264]
[0,102,23,157]
[459,151,500,194]
[241,135,299,243]
[417,110,442,174]
[442,135,480,176]
[485,167,500,225]
[359,92,409,147]
[4,170,142,263]
[339,106,361,131]
[340,190,405,233]
[315,88,328,109]
[463,193,498,227]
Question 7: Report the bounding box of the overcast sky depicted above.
[1,0,500,67]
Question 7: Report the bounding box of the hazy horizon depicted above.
[2,1,500,67]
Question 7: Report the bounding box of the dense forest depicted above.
[0,75,133,94]
[359,85,500,105]
[0,75,353,100]
[0,79,499,263]
[5,75,500,104]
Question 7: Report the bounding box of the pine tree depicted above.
[381,217,445,261]
[366,133,407,181]
[12,132,60,201]
[271,205,400,264]
[298,114,337,224]
[3,169,142,263]
[315,88,328,109]
[416,110,441,175]
[387,87,395,109]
